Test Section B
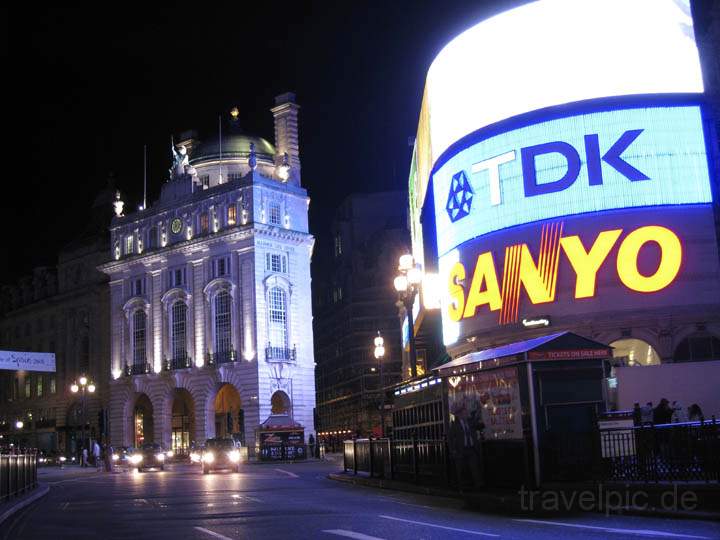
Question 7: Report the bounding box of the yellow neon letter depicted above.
[463,252,502,318]
[561,229,622,298]
[447,262,466,322]
[517,244,554,304]
[616,226,682,293]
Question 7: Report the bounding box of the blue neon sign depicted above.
[432,105,713,257]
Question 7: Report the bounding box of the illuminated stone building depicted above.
[100,93,316,452]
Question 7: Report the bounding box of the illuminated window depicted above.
[673,333,720,363]
[125,235,134,255]
[214,291,232,356]
[200,175,210,189]
[132,311,147,366]
[269,202,281,225]
[171,301,187,362]
[268,287,288,352]
[227,205,237,226]
[334,234,342,257]
[200,213,209,234]
[265,253,287,273]
[610,338,661,366]
[37,376,43,398]
[24,378,31,398]
[49,376,56,394]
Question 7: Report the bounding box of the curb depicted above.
[0,484,50,527]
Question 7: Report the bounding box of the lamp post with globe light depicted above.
[373,333,386,437]
[70,375,96,458]
[394,254,423,379]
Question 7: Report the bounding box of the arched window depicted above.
[271,391,291,414]
[214,291,232,362]
[267,287,288,357]
[610,338,660,366]
[673,333,720,363]
[171,301,187,362]
[132,310,147,367]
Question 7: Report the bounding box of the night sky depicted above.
[6,1,713,284]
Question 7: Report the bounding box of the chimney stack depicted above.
[271,92,300,185]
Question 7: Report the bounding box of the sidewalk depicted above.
[328,471,720,521]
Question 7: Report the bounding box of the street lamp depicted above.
[394,254,423,378]
[70,375,96,458]
[373,333,386,437]
[15,420,23,429]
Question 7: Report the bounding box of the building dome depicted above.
[189,133,275,164]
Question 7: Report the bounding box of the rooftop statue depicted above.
[170,140,190,180]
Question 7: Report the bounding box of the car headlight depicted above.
[202,452,215,463]
[59,456,67,462]
[156,453,165,461]
[228,450,240,462]
[166,450,174,458]
[130,454,143,465]
[112,454,119,461]
[190,452,201,463]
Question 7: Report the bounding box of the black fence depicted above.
[343,420,720,488]
[0,451,38,503]
[599,419,720,483]
[343,438,449,485]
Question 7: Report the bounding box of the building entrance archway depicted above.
[171,388,195,455]
[214,383,244,444]
[133,394,154,447]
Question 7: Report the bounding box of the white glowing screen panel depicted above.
[425,0,703,164]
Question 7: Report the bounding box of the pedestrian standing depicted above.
[688,403,704,422]
[81,446,88,468]
[653,398,673,425]
[632,402,642,426]
[671,401,687,423]
[640,402,653,425]
[104,444,114,472]
[93,440,101,471]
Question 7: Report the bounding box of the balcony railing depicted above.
[166,355,192,370]
[265,344,297,362]
[127,362,152,375]
[215,350,237,364]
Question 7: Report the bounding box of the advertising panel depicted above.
[448,366,523,441]
[0,350,56,373]
[424,0,702,167]
[432,105,712,258]
[439,206,720,346]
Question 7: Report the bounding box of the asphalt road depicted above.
[6,461,719,540]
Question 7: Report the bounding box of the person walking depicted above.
[653,399,673,425]
[671,401,687,423]
[104,443,114,472]
[688,403,704,422]
[632,402,642,426]
[81,446,88,468]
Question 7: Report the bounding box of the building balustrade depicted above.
[166,355,192,370]
[214,349,237,364]
[265,344,297,362]
[127,362,152,375]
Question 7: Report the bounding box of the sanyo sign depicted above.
[432,105,712,258]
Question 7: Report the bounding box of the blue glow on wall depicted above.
[432,105,713,257]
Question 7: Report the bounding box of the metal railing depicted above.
[0,451,38,503]
[214,350,237,364]
[128,362,152,375]
[167,355,192,370]
[265,345,296,362]
[343,437,449,485]
[599,419,720,483]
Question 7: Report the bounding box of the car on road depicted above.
[129,443,166,472]
[112,446,134,468]
[201,438,242,474]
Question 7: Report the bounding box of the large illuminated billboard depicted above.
[407,0,717,351]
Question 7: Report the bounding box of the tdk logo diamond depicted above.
[446,171,474,222]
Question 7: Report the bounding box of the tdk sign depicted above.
[433,106,712,256]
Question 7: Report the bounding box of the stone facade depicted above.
[99,94,315,452]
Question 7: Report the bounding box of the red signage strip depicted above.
[527,349,610,360]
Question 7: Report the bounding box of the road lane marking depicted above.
[274,468,299,478]
[194,526,235,540]
[379,515,499,537]
[323,530,386,540]
[376,495,433,509]
[514,519,711,539]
